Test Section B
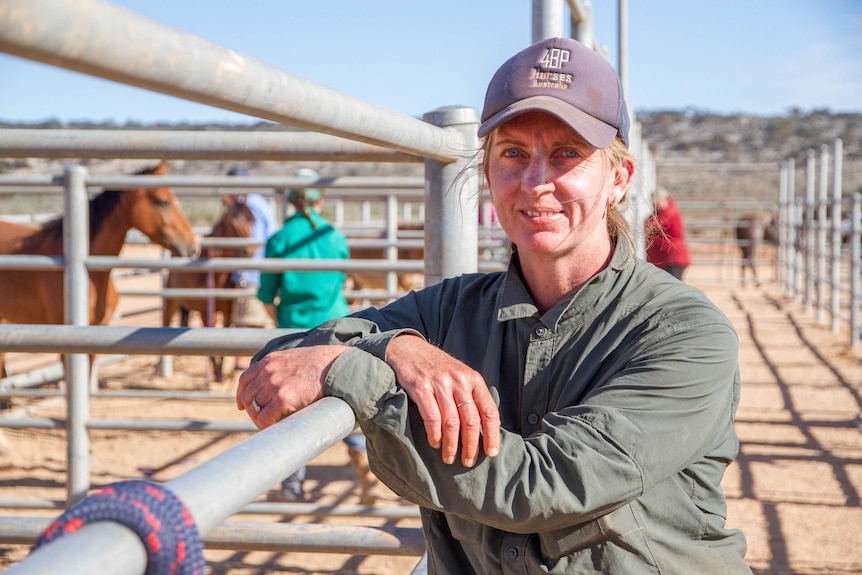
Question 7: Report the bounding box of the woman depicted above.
[645,186,692,281]
[257,169,381,504]
[239,38,750,574]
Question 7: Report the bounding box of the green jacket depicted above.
[256,240,751,574]
[257,209,350,329]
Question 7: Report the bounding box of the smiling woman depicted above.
[235,36,752,574]
[482,112,633,311]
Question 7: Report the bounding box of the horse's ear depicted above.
[153,160,169,175]
[222,194,233,208]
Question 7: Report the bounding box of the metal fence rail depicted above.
[2,398,392,575]
[0,0,464,162]
[778,139,861,349]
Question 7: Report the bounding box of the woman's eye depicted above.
[560,149,580,158]
[503,148,521,158]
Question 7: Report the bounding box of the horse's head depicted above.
[127,161,200,257]
[205,195,256,258]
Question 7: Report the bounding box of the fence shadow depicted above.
[727,289,862,574]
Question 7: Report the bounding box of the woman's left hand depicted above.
[386,334,501,467]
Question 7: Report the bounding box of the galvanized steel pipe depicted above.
[0,0,466,163]
[3,398,358,574]
[0,324,297,356]
[0,129,421,162]
[0,516,425,555]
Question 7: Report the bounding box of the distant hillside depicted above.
[637,108,862,163]
[2,110,861,203]
[637,109,862,202]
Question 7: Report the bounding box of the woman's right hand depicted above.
[386,334,500,467]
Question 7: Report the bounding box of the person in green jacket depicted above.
[257,169,381,504]
[258,168,350,332]
[240,38,751,573]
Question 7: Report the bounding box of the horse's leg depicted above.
[209,302,232,383]
[89,278,118,390]
[751,234,763,287]
[211,356,224,383]
[739,247,750,286]
[0,350,11,410]
[89,353,100,391]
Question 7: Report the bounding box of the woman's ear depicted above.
[609,156,635,205]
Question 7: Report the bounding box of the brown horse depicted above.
[162,195,255,381]
[736,212,778,287]
[0,160,199,379]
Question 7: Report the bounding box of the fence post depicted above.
[63,164,91,503]
[532,0,565,41]
[851,194,861,349]
[421,107,480,285]
[830,139,843,334]
[159,247,173,378]
[804,150,816,312]
[386,193,400,298]
[784,158,800,299]
[778,161,789,292]
[816,145,828,324]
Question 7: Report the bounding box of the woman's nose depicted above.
[522,159,554,195]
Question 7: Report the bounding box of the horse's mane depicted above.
[40,190,125,242]
[38,163,163,242]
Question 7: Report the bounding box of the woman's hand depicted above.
[236,345,347,429]
[386,334,501,467]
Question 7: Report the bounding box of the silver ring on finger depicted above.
[251,398,262,413]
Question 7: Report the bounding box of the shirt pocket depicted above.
[539,503,656,564]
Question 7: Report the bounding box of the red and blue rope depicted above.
[32,479,204,575]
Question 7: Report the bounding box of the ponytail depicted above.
[291,191,318,230]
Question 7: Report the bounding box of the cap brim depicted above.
[477,95,617,148]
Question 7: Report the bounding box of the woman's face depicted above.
[484,112,625,261]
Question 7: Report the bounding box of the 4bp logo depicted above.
[539,48,570,69]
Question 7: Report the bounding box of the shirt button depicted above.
[534,326,546,337]
[505,547,519,560]
[527,413,539,425]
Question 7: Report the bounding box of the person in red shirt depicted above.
[645,187,691,281]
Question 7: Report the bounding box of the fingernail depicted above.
[465,457,476,468]
[487,447,499,457]
[444,456,454,465]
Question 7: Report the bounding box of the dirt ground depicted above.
[1,257,861,574]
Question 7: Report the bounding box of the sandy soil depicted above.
[1,256,861,574]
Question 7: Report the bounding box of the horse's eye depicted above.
[152,199,171,208]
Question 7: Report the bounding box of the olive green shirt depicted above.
[255,241,751,574]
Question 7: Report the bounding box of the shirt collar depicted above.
[496,240,634,329]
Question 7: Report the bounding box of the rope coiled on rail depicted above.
[31,479,204,575]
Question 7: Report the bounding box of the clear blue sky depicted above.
[1,0,860,124]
